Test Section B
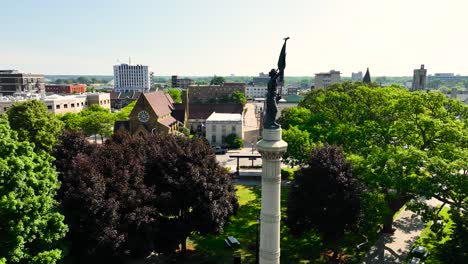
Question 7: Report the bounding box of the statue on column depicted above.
[263,37,289,129]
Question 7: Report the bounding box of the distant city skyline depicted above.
[1,0,468,76]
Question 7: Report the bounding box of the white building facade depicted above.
[205,112,243,146]
[113,64,152,93]
[0,93,111,114]
[246,86,268,99]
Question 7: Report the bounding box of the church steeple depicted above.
[363,67,371,84]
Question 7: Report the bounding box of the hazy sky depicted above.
[1,0,467,76]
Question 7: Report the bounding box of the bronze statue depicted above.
[263,37,289,129]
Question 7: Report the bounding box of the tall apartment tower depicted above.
[412,64,427,91]
[314,70,341,89]
[113,64,152,93]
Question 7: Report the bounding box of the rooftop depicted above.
[206,112,242,122]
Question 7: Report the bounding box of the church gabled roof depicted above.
[363,68,371,84]
[142,91,174,118]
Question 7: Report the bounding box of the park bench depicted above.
[224,236,240,248]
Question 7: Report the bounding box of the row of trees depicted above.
[52,76,111,85]
[281,82,467,259]
[59,104,114,143]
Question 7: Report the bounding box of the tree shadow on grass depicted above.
[188,186,261,263]
[188,185,326,264]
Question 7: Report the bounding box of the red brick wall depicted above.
[45,84,86,94]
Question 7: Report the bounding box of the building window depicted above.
[56,105,60,109]
[212,124,216,132]
[71,103,75,107]
[232,126,236,133]
[211,135,216,143]
[3,107,7,111]
[64,104,68,108]
[47,105,52,110]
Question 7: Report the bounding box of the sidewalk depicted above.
[362,199,442,263]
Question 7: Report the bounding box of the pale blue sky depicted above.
[1,0,467,76]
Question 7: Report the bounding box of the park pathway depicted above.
[362,199,442,263]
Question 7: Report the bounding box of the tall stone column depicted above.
[256,128,287,264]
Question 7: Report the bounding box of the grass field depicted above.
[182,185,370,264]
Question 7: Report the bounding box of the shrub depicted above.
[225,133,243,149]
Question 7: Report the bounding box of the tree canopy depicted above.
[280,82,468,233]
[167,88,182,103]
[210,76,225,85]
[287,144,364,258]
[53,131,238,260]
[6,100,63,152]
[59,104,114,143]
[0,117,67,264]
[225,133,243,149]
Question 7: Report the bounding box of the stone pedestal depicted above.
[256,128,287,264]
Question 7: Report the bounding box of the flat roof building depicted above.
[205,112,243,146]
[0,93,110,114]
[45,84,86,94]
[314,70,341,89]
[113,64,152,93]
[0,70,45,96]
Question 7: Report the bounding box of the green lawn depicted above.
[183,185,369,264]
[408,206,454,264]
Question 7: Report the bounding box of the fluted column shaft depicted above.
[256,129,287,264]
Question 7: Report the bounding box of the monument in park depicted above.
[256,38,289,264]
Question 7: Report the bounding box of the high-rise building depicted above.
[0,70,45,96]
[113,64,152,93]
[314,70,341,89]
[351,71,363,81]
[412,64,427,91]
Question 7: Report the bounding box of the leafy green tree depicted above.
[167,88,182,103]
[230,90,246,104]
[59,112,82,131]
[225,133,243,149]
[77,76,90,84]
[210,76,225,85]
[113,101,136,121]
[79,104,114,143]
[0,118,67,263]
[6,100,63,152]
[284,82,468,233]
[282,126,312,166]
[54,79,65,84]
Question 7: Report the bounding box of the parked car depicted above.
[213,146,227,154]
